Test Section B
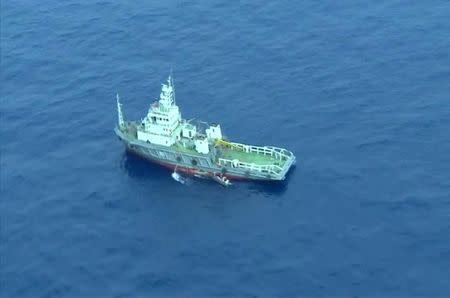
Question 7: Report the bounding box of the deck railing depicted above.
[219,141,293,161]
[218,142,294,174]
[217,158,284,175]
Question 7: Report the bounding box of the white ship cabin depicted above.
[206,123,222,140]
[181,123,196,139]
[133,75,223,154]
[194,136,209,154]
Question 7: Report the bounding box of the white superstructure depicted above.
[136,76,182,146]
[131,75,220,154]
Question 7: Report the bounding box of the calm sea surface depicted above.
[2,0,450,297]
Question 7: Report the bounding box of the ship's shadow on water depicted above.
[245,180,288,196]
[120,151,171,181]
[120,151,294,196]
[244,165,295,197]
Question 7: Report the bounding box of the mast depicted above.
[159,75,175,107]
[170,71,176,104]
[116,93,125,128]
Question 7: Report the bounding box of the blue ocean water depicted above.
[1,0,450,297]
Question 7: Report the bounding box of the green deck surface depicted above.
[172,143,198,155]
[220,148,284,166]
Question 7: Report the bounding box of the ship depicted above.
[114,75,296,182]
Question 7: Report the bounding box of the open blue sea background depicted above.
[2,0,450,297]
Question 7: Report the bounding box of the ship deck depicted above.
[171,143,198,155]
[220,148,284,166]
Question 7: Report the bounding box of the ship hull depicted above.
[115,126,294,181]
[127,146,275,181]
